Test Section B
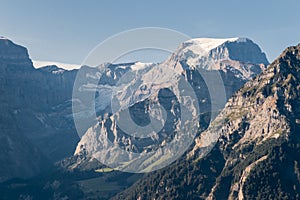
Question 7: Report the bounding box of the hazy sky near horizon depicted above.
[0,0,299,64]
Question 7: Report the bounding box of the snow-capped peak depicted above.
[168,37,268,80]
[183,37,240,53]
[174,37,247,69]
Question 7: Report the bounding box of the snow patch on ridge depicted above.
[130,62,153,71]
[33,60,81,70]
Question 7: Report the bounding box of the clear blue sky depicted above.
[0,0,299,64]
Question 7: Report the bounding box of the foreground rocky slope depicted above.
[115,44,300,199]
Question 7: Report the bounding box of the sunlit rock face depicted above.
[73,38,269,172]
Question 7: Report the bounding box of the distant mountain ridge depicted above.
[32,60,81,70]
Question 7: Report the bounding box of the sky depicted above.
[0,0,299,65]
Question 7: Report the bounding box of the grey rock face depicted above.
[0,103,49,182]
[0,39,79,181]
[0,38,32,67]
[224,38,269,65]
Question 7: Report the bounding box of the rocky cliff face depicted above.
[0,38,46,181]
[0,105,49,182]
[0,38,79,181]
[189,43,300,199]
[116,44,300,199]
[72,38,269,173]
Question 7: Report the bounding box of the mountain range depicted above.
[0,35,299,199]
[72,37,269,173]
